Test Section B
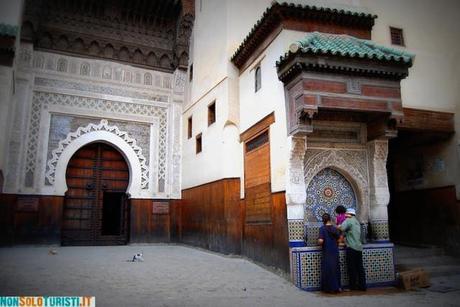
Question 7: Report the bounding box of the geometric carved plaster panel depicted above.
[12,48,185,199]
[46,119,149,189]
[25,91,168,194]
[304,148,370,222]
[367,140,390,222]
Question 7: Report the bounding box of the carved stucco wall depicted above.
[3,44,185,199]
[304,148,370,223]
[286,132,392,245]
[285,125,377,246]
[46,119,152,191]
[305,167,357,222]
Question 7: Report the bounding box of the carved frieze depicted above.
[23,51,174,99]
[22,0,193,71]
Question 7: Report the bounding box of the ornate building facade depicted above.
[0,0,459,291]
[0,0,193,245]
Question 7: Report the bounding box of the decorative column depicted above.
[367,140,390,242]
[171,68,187,199]
[286,136,307,247]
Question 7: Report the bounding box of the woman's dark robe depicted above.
[319,225,341,292]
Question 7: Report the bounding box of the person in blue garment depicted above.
[318,212,342,293]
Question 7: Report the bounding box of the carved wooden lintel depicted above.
[367,117,399,141]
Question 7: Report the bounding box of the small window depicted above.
[187,116,192,139]
[196,133,202,154]
[255,66,261,92]
[208,101,216,126]
[189,63,193,81]
[390,27,405,46]
[246,130,269,152]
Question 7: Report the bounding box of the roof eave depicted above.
[231,2,377,69]
[277,53,411,84]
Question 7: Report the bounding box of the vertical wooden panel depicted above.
[130,199,171,243]
[180,178,241,254]
[0,194,64,245]
[177,178,288,272]
[244,135,272,223]
[0,194,16,245]
[169,199,183,242]
[271,192,289,271]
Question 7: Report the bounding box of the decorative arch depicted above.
[144,72,152,85]
[48,120,149,197]
[89,41,100,55]
[33,54,44,68]
[119,46,130,61]
[133,49,144,63]
[160,54,171,68]
[39,32,53,49]
[80,62,90,76]
[72,38,85,52]
[146,52,158,66]
[57,58,68,72]
[305,168,356,222]
[56,35,69,49]
[179,51,188,67]
[304,150,369,221]
[104,44,114,58]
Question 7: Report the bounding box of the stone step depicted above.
[397,264,460,278]
[396,255,460,267]
[394,245,445,260]
[393,244,460,279]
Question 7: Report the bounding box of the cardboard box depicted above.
[399,268,430,290]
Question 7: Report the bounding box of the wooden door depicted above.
[244,130,272,223]
[62,143,130,245]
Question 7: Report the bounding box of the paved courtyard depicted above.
[1,244,459,307]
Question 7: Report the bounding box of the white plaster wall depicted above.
[362,0,460,113]
[239,30,307,194]
[187,0,229,108]
[182,78,243,189]
[226,0,272,56]
[361,0,460,195]
[0,66,13,175]
[0,0,24,179]
[181,0,249,189]
[0,0,24,26]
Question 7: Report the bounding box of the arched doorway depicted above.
[305,168,357,222]
[62,142,130,245]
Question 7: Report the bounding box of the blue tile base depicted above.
[290,243,396,291]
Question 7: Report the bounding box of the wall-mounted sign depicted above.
[152,201,169,215]
[17,197,39,212]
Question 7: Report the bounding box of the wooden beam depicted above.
[400,107,455,133]
[240,112,275,143]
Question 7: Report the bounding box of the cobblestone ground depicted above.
[1,244,459,307]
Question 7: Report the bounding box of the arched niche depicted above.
[53,130,143,198]
[305,167,357,222]
[304,150,369,222]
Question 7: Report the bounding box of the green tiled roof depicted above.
[283,32,414,64]
[0,23,18,37]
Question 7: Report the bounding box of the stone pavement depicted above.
[1,244,459,307]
